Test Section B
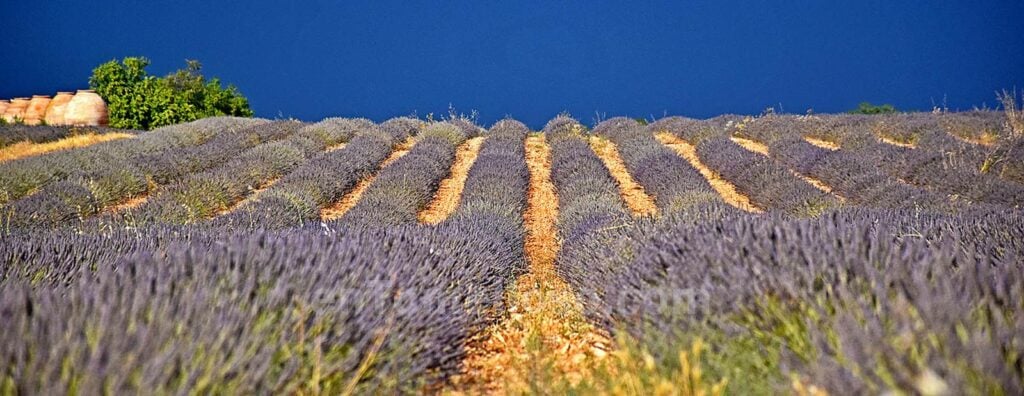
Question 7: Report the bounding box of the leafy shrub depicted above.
[848,102,897,115]
[90,57,253,130]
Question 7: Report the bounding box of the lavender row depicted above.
[699,135,841,216]
[0,124,140,148]
[125,120,353,225]
[2,120,309,230]
[918,113,1024,186]
[648,116,843,217]
[597,117,737,218]
[337,122,470,227]
[561,207,1024,394]
[939,112,1024,185]
[216,120,402,229]
[544,115,630,243]
[823,115,1024,207]
[446,118,531,246]
[0,223,523,393]
[869,113,1024,186]
[738,115,963,212]
[544,116,644,330]
[0,116,263,204]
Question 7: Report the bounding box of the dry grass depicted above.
[731,136,845,201]
[0,133,134,163]
[320,137,416,221]
[418,137,485,224]
[803,137,840,151]
[588,136,658,218]
[654,132,763,213]
[998,89,1024,137]
[448,135,611,394]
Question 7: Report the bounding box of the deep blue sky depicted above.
[2,1,1023,128]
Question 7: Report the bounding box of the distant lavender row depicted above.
[2,119,305,230]
[0,124,140,148]
[815,114,1024,207]
[215,119,399,229]
[337,122,470,227]
[699,135,841,216]
[873,112,1005,172]
[123,120,356,225]
[596,117,736,218]
[0,223,523,393]
[0,116,264,204]
[738,115,963,212]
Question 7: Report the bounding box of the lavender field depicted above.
[1,112,1022,395]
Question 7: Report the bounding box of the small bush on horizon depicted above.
[848,102,897,115]
[90,57,253,130]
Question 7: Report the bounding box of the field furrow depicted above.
[878,135,916,148]
[588,136,658,217]
[419,136,485,224]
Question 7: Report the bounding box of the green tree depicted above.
[89,57,253,130]
[848,102,897,115]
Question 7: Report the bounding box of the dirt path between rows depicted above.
[448,135,610,394]
[589,136,658,217]
[419,137,485,224]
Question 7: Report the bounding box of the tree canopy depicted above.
[90,57,253,130]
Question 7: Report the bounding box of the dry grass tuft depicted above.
[418,137,485,224]
[588,136,658,218]
[321,136,416,221]
[448,135,611,394]
[998,89,1024,137]
[654,132,763,213]
[0,133,134,163]
[803,137,840,151]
